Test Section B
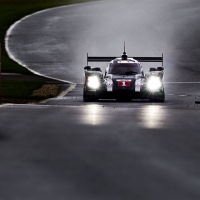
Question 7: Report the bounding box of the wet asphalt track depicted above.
[2,0,200,199]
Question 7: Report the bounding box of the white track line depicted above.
[166,94,193,97]
[57,84,76,98]
[5,2,93,85]
[165,82,200,84]
[39,83,77,104]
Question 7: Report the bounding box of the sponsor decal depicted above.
[135,79,142,92]
[106,79,113,92]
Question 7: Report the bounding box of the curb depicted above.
[39,83,76,104]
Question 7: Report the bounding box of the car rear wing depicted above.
[87,53,163,66]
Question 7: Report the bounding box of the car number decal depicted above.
[118,81,130,87]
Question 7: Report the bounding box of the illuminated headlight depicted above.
[87,76,100,89]
[147,76,162,92]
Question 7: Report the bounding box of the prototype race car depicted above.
[83,48,165,102]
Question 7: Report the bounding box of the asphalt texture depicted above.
[2,0,200,199]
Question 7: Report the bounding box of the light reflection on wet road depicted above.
[82,104,106,125]
[79,104,168,128]
[140,105,168,129]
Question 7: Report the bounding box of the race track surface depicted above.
[2,0,200,199]
[6,0,200,83]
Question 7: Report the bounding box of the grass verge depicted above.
[1,80,60,104]
[2,80,60,103]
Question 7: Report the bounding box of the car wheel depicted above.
[83,95,98,102]
[149,92,165,102]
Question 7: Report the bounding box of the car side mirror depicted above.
[84,66,91,70]
[149,67,156,72]
[91,67,102,72]
[157,67,164,71]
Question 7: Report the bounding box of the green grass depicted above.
[0,0,94,73]
[1,80,44,99]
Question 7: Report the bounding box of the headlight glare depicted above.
[87,76,100,89]
[147,76,162,92]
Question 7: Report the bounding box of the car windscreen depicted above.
[108,63,141,75]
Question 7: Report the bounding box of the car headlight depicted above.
[147,76,162,92]
[87,76,101,90]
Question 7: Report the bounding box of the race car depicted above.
[83,49,165,102]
